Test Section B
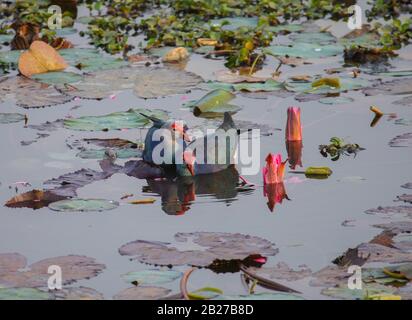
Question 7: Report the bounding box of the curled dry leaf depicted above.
[197,38,218,46]
[163,47,189,63]
[18,41,68,77]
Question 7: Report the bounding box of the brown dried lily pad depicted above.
[396,194,412,204]
[374,221,412,235]
[389,132,412,147]
[113,286,171,300]
[119,232,278,268]
[0,76,72,108]
[357,243,412,264]
[310,265,349,287]
[0,254,105,288]
[5,189,66,210]
[365,205,412,219]
[363,78,412,96]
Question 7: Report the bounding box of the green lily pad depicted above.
[267,24,304,33]
[121,269,182,285]
[264,42,343,59]
[289,32,336,45]
[0,34,13,43]
[215,292,304,300]
[0,50,21,66]
[321,283,397,300]
[0,288,51,300]
[60,48,128,72]
[0,113,26,124]
[231,79,284,92]
[185,89,240,116]
[48,199,119,212]
[32,71,83,85]
[374,70,412,77]
[56,27,78,36]
[189,287,223,300]
[319,96,354,105]
[286,77,369,94]
[64,109,168,131]
[113,286,171,300]
[210,17,258,31]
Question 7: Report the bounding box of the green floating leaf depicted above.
[209,17,258,31]
[48,199,119,212]
[188,287,223,300]
[384,263,412,280]
[286,77,369,94]
[0,34,13,43]
[312,77,341,89]
[0,288,51,300]
[55,27,77,36]
[215,292,304,300]
[289,32,336,45]
[264,42,343,59]
[267,24,304,33]
[122,269,182,285]
[319,96,354,105]
[322,283,397,300]
[32,71,83,85]
[60,48,128,72]
[305,167,333,178]
[0,50,21,66]
[233,79,284,92]
[373,70,412,77]
[0,113,26,124]
[64,109,168,131]
[187,89,240,117]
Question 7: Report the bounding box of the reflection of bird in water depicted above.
[142,166,249,215]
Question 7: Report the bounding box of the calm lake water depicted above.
[1,3,412,299]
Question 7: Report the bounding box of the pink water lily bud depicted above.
[286,107,302,141]
[262,153,287,184]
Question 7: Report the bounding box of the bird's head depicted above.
[170,121,191,142]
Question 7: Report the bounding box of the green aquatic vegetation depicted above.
[48,199,119,212]
[376,18,412,51]
[366,0,412,21]
[304,0,355,21]
[319,137,365,161]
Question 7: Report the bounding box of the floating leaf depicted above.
[357,243,412,264]
[128,198,156,205]
[5,189,66,210]
[53,286,104,300]
[32,71,83,85]
[77,148,142,160]
[0,254,105,288]
[264,42,343,59]
[188,287,223,300]
[289,32,336,45]
[134,68,202,99]
[59,48,128,72]
[312,77,341,89]
[122,269,182,285]
[364,78,412,96]
[186,89,240,117]
[319,96,354,105]
[18,41,68,77]
[397,194,412,204]
[64,109,168,131]
[365,206,412,219]
[210,17,258,31]
[48,199,119,212]
[389,132,412,147]
[119,232,278,268]
[233,79,284,92]
[215,292,304,300]
[0,113,26,124]
[0,288,51,300]
[322,283,397,300]
[0,76,72,108]
[113,286,171,300]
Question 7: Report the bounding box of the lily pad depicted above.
[209,17,258,31]
[53,286,104,300]
[0,113,26,124]
[357,243,412,263]
[121,269,182,285]
[319,96,354,104]
[364,78,412,96]
[0,253,105,288]
[394,96,412,107]
[48,199,119,212]
[77,148,142,160]
[264,42,343,59]
[113,286,171,300]
[0,76,73,108]
[233,79,284,92]
[133,68,202,99]
[365,206,412,219]
[0,288,51,300]
[389,132,412,147]
[32,71,83,85]
[59,48,128,72]
[321,283,397,300]
[64,109,168,131]
[289,32,336,45]
[119,232,278,268]
[186,89,239,117]
[402,182,412,189]
[215,292,304,300]
[397,194,412,204]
